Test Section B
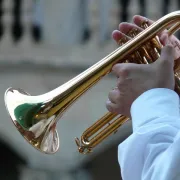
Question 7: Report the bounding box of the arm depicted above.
[118,88,180,180]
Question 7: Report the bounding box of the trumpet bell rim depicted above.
[4,87,60,154]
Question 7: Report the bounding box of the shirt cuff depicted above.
[130,88,180,132]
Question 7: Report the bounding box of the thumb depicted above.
[160,35,175,64]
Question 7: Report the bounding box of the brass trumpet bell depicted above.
[4,11,180,154]
[5,88,59,154]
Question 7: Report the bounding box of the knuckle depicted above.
[106,100,120,113]
[106,98,123,114]
[112,64,120,73]
[112,64,129,77]
[108,89,119,103]
[119,66,129,77]
[117,78,128,90]
[117,78,124,87]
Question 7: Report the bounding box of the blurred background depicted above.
[0,0,179,179]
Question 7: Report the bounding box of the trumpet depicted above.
[4,11,180,155]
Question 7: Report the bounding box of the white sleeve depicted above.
[118,88,180,180]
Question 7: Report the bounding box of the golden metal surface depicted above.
[4,11,180,154]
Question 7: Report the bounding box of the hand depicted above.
[112,15,180,60]
[106,15,177,117]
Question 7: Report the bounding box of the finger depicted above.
[112,30,122,42]
[106,100,120,113]
[160,43,175,64]
[133,15,154,28]
[159,30,177,46]
[112,62,146,78]
[119,22,143,37]
[133,15,171,30]
[113,62,152,80]
[108,88,121,104]
[132,15,166,42]
[133,15,169,43]
[160,32,169,45]
[112,30,131,45]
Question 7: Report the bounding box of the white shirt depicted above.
[118,88,180,180]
